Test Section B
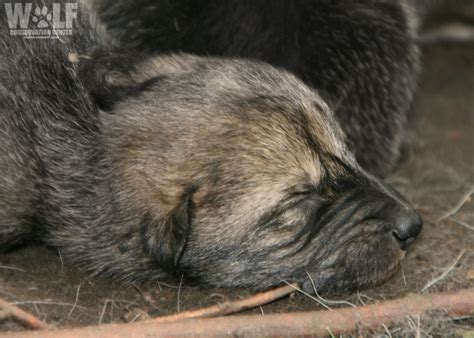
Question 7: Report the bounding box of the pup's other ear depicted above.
[140,194,192,271]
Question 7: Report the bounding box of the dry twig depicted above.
[4,288,474,337]
[145,283,297,323]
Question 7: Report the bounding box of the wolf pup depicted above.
[0,1,422,294]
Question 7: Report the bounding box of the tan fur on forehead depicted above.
[237,118,322,182]
[118,53,349,163]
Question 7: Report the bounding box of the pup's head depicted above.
[90,53,422,294]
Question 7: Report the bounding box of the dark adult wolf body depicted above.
[0,1,422,294]
[94,0,420,177]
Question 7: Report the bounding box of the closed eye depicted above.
[287,182,322,199]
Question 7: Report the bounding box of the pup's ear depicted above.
[76,52,160,110]
[76,52,198,110]
[140,194,192,271]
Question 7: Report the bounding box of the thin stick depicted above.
[421,250,466,292]
[0,298,54,330]
[145,283,297,323]
[6,288,474,337]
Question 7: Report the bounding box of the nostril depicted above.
[391,210,423,250]
[392,230,416,250]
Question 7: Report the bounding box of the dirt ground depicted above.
[0,41,473,335]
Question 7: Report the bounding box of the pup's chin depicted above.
[301,252,405,295]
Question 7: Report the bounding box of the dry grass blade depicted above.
[421,250,466,292]
[437,187,474,222]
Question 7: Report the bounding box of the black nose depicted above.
[391,209,423,250]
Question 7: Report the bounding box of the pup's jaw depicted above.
[301,248,406,295]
